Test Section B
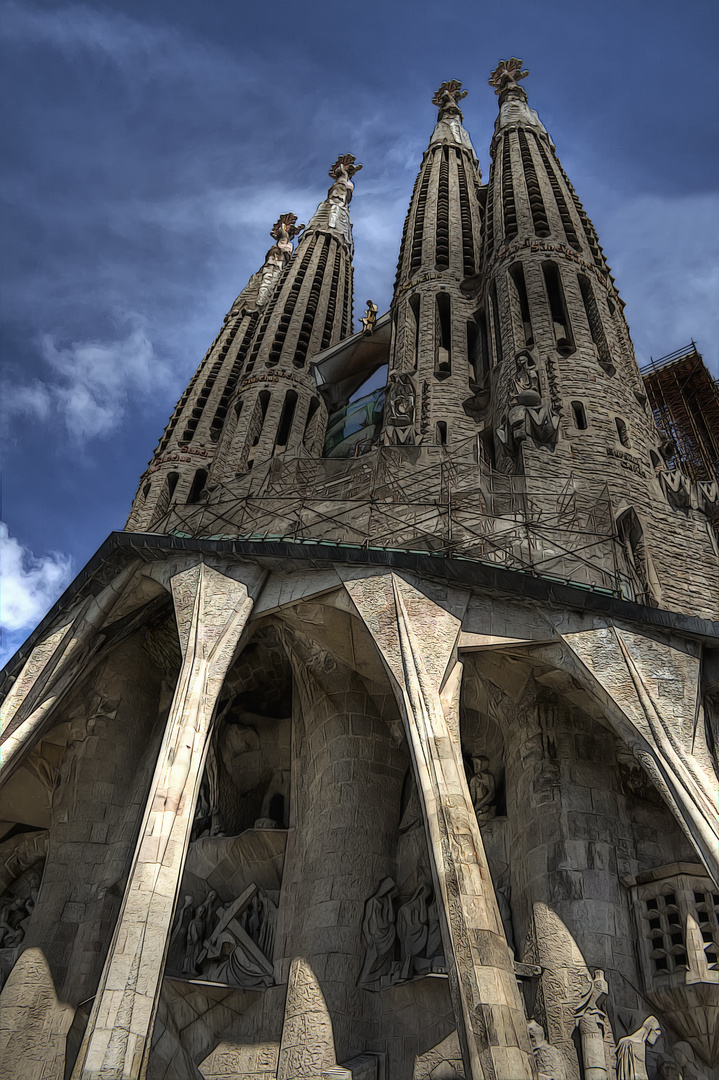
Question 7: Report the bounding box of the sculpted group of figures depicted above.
[167,882,277,990]
[358,877,446,989]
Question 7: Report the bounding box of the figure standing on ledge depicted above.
[616,1016,661,1080]
[359,877,397,985]
[361,300,378,335]
[469,755,496,822]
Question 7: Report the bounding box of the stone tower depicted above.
[2,64,719,1080]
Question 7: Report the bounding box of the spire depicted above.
[304,153,363,248]
[428,80,478,161]
[488,58,550,143]
[227,213,305,320]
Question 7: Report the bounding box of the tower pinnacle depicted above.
[488,57,529,100]
[427,79,477,161]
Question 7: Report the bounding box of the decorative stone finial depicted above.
[329,154,363,183]
[432,80,468,120]
[488,58,529,96]
[270,212,304,244]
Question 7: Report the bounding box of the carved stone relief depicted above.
[383,372,419,446]
[358,876,446,990]
[616,1016,661,1080]
[496,350,560,456]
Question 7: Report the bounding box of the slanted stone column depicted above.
[71,560,265,1080]
[0,561,141,779]
[344,572,534,1080]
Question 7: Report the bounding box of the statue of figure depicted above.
[383,372,417,446]
[528,1020,568,1080]
[672,1042,711,1080]
[361,300,378,335]
[616,1017,661,1080]
[397,883,430,981]
[497,351,560,455]
[469,755,496,822]
[575,969,611,1080]
[0,896,28,948]
[358,877,397,985]
[168,894,194,972]
[182,889,216,976]
[326,153,362,234]
[488,58,529,97]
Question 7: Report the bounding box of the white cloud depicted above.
[0,524,73,665]
[4,315,175,443]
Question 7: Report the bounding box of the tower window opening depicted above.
[518,130,550,237]
[489,281,503,368]
[508,263,534,347]
[501,137,518,240]
[534,134,581,251]
[571,401,588,430]
[578,275,614,373]
[473,309,489,382]
[435,292,451,378]
[466,321,480,384]
[409,292,421,371]
[456,153,476,277]
[615,416,631,448]
[294,238,330,368]
[616,507,656,606]
[267,236,316,366]
[483,171,495,259]
[252,390,271,446]
[321,244,342,350]
[187,468,208,504]
[542,262,574,353]
[435,148,450,271]
[436,421,448,445]
[303,397,322,452]
[166,472,179,500]
[275,390,298,448]
[142,482,151,500]
[410,163,432,271]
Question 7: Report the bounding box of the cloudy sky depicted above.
[1,0,718,664]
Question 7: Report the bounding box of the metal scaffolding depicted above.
[641,343,719,485]
[154,436,636,598]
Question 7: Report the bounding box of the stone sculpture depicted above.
[358,877,397,985]
[0,894,33,949]
[327,153,362,236]
[616,1016,662,1080]
[496,351,560,456]
[575,969,611,1080]
[383,372,418,445]
[488,57,529,96]
[182,889,216,976]
[397,882,429,980]
[361,300,378,335]
[430,80,475,153]
[527,1020,568,1080]
[468,755,496,822]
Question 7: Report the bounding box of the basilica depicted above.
[1,59,718,1080]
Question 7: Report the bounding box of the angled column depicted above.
[0,561,141,781]
[71,560,265,1080]
[344,573,533,1080]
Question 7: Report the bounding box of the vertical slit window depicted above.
[501,138,518,240]
[466,321,479,383]
[303,398,321,450]
[435,292,451,377]
[435,148,450,271]
[483,171,495,260]
[187,469,208,504]
[410,162,432,271]
[508,263,534,347]
[542,262,574,353]
[252,390,271,446]
[395,170,421,286]
[320,244,342,351]
[615,417,631,447]
[275,390,298,448]
[436,421,447,445]
[578,275,613,373]
[571,401,588,430]
[518,130,549,237]
[489,281,503,367]
[456,153,476,276]
[294,238,329,368]
[533,135,581,251]
[474,309,489,381]
[409,293,421,371]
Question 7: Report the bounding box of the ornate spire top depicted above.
[329,154,363,183]
[489,58,529,99]
[270,212,305,245]
[432,80,468,120]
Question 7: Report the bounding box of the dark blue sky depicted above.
[2,0,718,661]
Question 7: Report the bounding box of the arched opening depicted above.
[252,391,271,447]
[489,281,503,367]
[166,472,179,500]
[187,469,208,504]
[578,274,614,374]
[436,421,448,445]
[615,417,631,448]
[571,401,588,430]
[435,292,451,378]
[509,262,534,348]
[275,390,298,450]
[616,507,658,606]
[409,292,421,372]
[542,262,574,354]
[142,482,151,500]
[303,397,321,451]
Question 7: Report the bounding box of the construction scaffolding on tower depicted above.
[641,343,719,485]
[151,435,642,601]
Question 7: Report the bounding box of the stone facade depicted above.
[2,61,718,1080]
